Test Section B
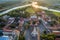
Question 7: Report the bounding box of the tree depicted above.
[0,18,6,29]
[0,32,3,36]
[41,30,56,40]
[47,33,56,40]
[18,26,25,40]
[41,34,48,40]
[18,35,25,40]
[10,23,16,29]
[24,23,30,30]
[22,12,30,18]
[41,33,56,40]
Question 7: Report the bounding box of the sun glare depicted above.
[32,2,38,5]
[32,2,39,8]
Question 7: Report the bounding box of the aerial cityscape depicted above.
[0,0,60,40]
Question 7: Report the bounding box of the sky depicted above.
[0,0,60,5]
[0,0,22,3]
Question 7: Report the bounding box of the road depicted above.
[0,2,60,15]
[0,2,27,12]
[0,4,31,15]
[25,24,49,40]
[25,20,50,40]
[32,4,60,12]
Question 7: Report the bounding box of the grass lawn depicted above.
[53,12,60,17]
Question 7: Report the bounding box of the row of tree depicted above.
[6,6,35,18]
